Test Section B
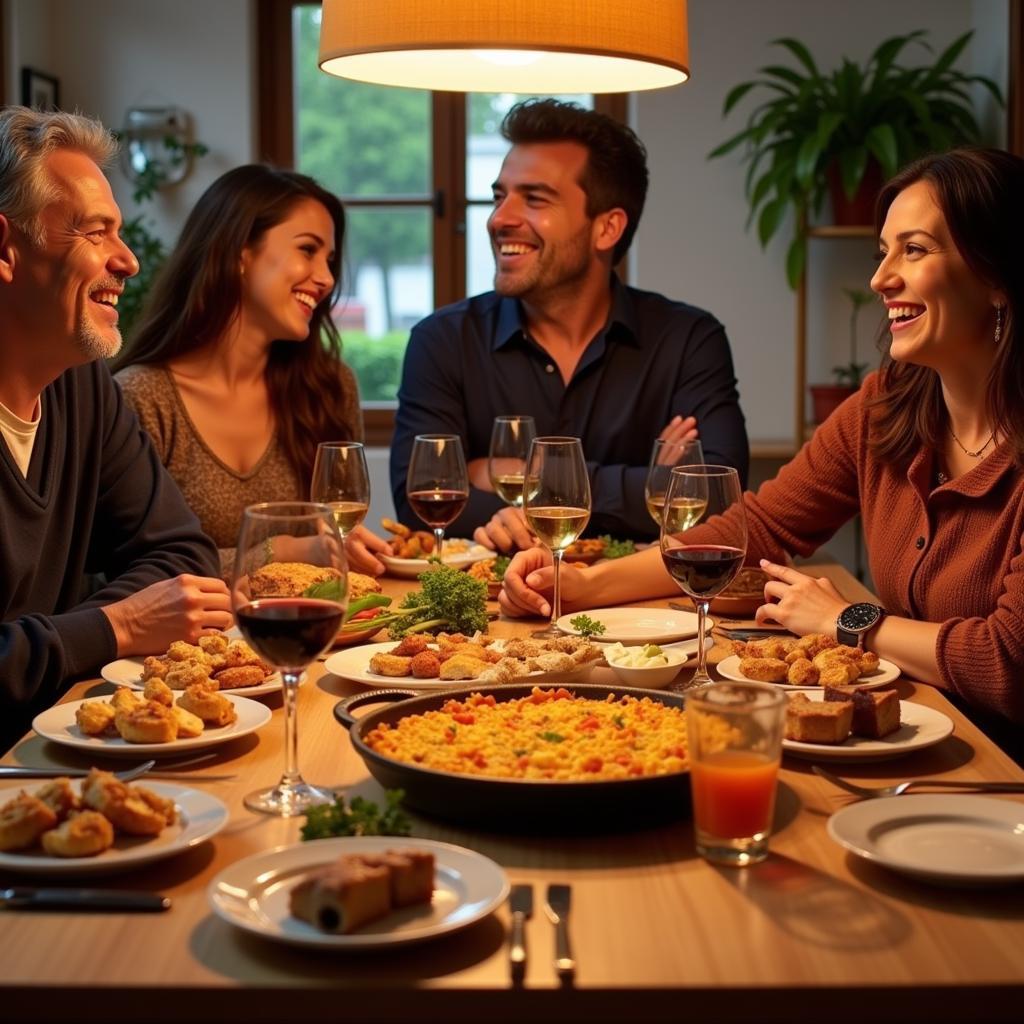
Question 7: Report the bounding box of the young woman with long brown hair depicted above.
[114,164,390,576]
[501,148,1024,737]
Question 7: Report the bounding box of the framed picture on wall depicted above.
[21,67,60,110]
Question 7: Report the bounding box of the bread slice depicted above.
[825,685,901,738]
[785,693,852,744]
[356,849,435,908]
[289,860,391,934]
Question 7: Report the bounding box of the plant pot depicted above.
[810,384,858,425]
[826,160,884,227]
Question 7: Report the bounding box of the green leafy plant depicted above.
[568,614,606,639]
[299,790,411,840]
[709,31,1003,288]
[599,536,635,559]
[833,288,874,387]
[117,135,208,339]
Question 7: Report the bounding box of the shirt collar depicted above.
[910,439,1016,499]
[492,274,641,352]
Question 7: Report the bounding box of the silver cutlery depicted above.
[508,883,533,981]
[0,760,156,782]
[544,883,575,981]
[813,764,1024,799]
[0,888,170,912]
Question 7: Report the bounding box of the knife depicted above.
[0,888,171,912]
[508,883,533,981]
[544,883,575,981]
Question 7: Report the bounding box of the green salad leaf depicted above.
[599,535,636,559]
[300,789,412,841]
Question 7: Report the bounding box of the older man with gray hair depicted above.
[0,107,228,751]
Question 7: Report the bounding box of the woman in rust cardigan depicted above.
[500,148,1024,728]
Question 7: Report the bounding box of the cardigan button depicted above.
[545,364,555,374]
[915,536,925,549]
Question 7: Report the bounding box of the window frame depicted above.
[256,0,626,441]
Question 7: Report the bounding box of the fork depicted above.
[0,760,156,782]
[812,764,1024,798]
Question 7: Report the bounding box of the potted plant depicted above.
[709,31,1003,288]
[810,288,874,424]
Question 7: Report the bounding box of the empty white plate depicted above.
[827,794,1024,886]
[556,606,710,644]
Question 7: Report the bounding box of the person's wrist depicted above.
[99,601,132,656]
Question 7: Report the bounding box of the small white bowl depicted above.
[605,648,688,690]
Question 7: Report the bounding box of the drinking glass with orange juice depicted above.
[686,681,785,866]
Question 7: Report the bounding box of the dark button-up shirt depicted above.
[390,278,748,540]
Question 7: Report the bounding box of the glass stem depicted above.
[280,670,303,789]
[693,600,712,685]
[433,527,445,562]
[550,549,564,626]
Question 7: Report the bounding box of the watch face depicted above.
[840,603,880,631]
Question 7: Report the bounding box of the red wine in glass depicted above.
[236,598,345,670]
[662,545,745,598]
[407,489,469,528]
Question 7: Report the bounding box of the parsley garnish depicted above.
[569,614,607,638]
[299,789,411,840]
[538,731,565,743]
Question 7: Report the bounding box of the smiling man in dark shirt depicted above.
[391,99,747,548]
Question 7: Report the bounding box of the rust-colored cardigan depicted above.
[737,372,1024,723]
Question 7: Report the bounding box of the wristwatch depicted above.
[836,602,886,649]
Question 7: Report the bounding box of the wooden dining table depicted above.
[2,561,1023,1023]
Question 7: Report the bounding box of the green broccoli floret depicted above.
[380,565,490,638]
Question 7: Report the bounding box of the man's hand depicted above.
[754,559,848,637]
[344,524,391,576]
[655,415,699,462]
[498,548,592,619]
[473,506,536,553]
[101,574,234,656]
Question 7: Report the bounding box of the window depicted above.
[257,0,626,440]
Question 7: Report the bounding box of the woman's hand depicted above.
[498,548,593,619]
[754,559,848,637]
[344,525,391,576]
[473,507,537,553]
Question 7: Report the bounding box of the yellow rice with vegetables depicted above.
[363,686,695,781]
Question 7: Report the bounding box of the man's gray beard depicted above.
[76,316,122,361]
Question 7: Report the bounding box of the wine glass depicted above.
[488,415,536,508]
[644,437,704,526]
[523,437,591,639]
[232,502,348,816]
[310,441,371,541]
[660,465,747,689]
[406,434,469,562]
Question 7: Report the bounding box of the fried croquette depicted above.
[249,561,342,598]
[131,784,178,827]
[380,517,410,539]
[221,639,266,669]
[438,654,488,681]
[143,677,174,706]
[198,633,229,656]
[115,700,178,744]
[368,653,413,677]
[177,685,237,727]
[165,660,214,690]
[76,700,118,736]
[40,810,115,858]
[34,778,79,820]
[213,665,267,689]
[858,650,881,673]
[166,640,211,664]
[739,657,789,683]
[171,704,205,738]
[0,791,58,851]
[793,633,838,658]
[786,658,820,686]
[410,652,442,678]
[390,634,431,657]
[141,655,170,681]
[82,769,168,836]
[819,662,862,685]
[109,687,145,714]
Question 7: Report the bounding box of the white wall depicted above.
[635,0,1009,444]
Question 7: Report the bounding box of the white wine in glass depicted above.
[406,434,470,561]
[310,442,370,540]
[523,437,591,639]
[644,437,704,526]
[660,465,747,690]
[488,415,536,508]
[233,502,347,816]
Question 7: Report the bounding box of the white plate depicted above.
[380,542,492,579]
[555,606,711,644]
[100,657,285,698]
[717,653,901,690]
[827,794,1024,886]
[32,695,272,758]
[324,640,600,691]
[208,836,509,949]
[782,692,953,761]
[0,780,228,876]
